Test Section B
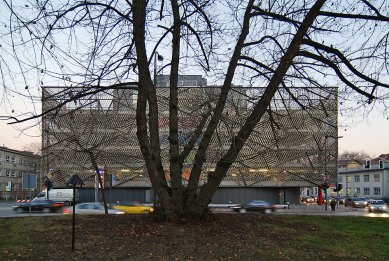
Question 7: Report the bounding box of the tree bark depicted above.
[133,0,176,220]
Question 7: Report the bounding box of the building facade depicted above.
[338,156,389,199]
[0,147,40,200]
[41,80,338,204]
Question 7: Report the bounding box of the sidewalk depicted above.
[276,203,365,216]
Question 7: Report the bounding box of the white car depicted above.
[63,202,125,215]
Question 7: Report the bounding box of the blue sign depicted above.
[22,174,37,189]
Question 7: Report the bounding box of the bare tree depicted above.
[0,1,388,220]
[339,151,372,162]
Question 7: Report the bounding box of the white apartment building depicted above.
[338,156,389,199]
[0,146,40,199]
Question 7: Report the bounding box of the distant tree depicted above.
[23,142,41,155]
[339,151,372,162]
[0,1,388,221]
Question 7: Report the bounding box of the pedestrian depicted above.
[330,198,336,211]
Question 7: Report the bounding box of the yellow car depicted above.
[112,201,154,214]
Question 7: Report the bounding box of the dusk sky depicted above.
[0,1,387,159]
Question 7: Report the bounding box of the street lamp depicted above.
[324,135,343,211]
[153,52,164,86]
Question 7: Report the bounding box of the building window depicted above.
[355,187,360,195]
[11,156,16,163]
[19,158,23,165]
[363,187,370,195]
[354,175,360,182]
[23,159,27,165]
[364,175,369,182]
[338,176,343,183]
[11,170,17,177]
[5,155,10,162]
[374,187,380,195]
[346,176,351,183]
[5,169,11,177]
[374,174,380,182]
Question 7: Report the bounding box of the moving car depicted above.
[344,197,369,208]
[112,201,154,214]
[13,198,64,213]
[352,197,369,208]
[338,196,346,205]
[367,200,387,213]
[230,200,275,213]
[63,202,125,215]
[302,196,316,204]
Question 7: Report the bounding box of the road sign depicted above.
[22,174,37,189]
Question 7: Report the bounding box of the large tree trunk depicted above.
[133,0,176,221]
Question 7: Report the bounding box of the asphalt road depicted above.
[1,201,388,218]
[0,202,61,217]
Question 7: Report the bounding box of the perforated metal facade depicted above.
[41,86,338,189]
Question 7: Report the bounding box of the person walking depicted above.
[330,198,336,211]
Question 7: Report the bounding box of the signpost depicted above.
[22,174,37,215]
[66,174,84,252]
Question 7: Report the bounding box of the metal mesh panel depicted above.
[41,86,337,188]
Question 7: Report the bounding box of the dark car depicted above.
[367,200,387,213]
[382,197,389,205]
[338,196,346,205]
[13,198,64,213]
[344,197,355,207]
[230,200,275,213]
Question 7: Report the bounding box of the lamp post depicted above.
[153,52,164,86]
[324,135,343,211]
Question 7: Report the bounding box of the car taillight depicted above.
[63,209,70,214]
[53,204,63,207]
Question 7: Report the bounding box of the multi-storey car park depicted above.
[41,77,338,205]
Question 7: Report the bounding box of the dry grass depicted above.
[1,213,388,260]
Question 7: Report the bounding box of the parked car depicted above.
[13,198,64,213]
[63,202,125,215]
[230,200,275,213]
[112,201,154,214]
[367,200,387,213]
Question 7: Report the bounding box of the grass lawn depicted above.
[0,213,388,260]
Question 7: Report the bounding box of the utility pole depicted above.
[324,136,328,211]
[324,135,343,211]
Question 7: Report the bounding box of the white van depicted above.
[35,189,79,206]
